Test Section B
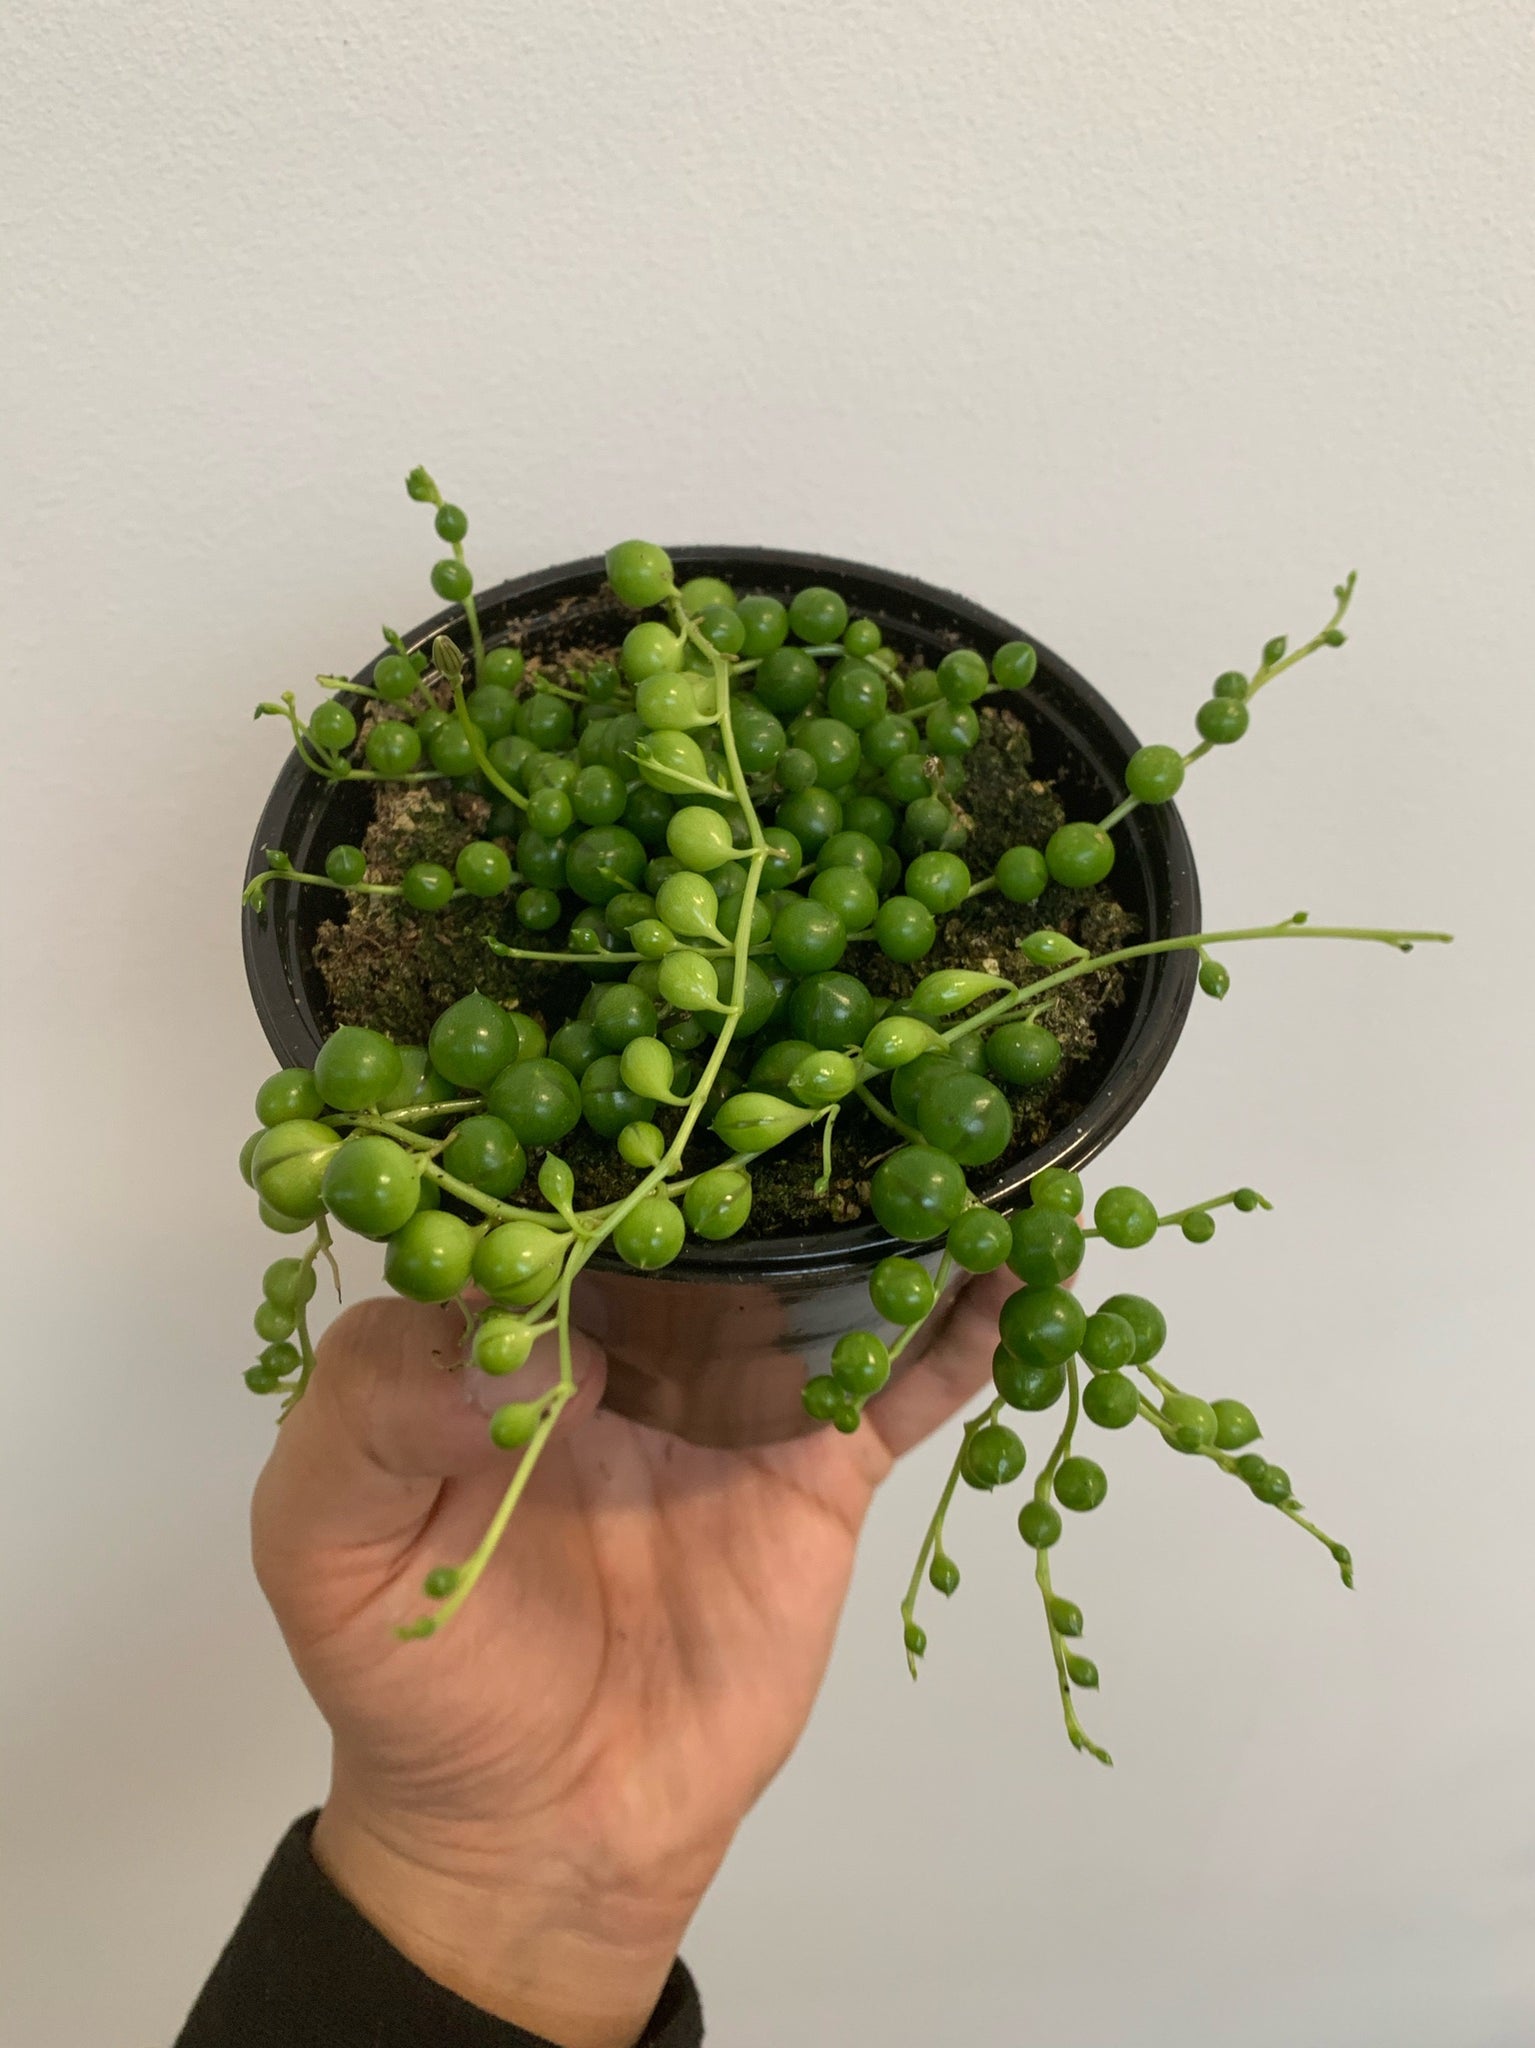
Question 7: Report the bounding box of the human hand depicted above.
[252,1270,1011,2047]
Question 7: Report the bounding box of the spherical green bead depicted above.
[1181,1208,1216,1244]
[605,540,675,610]
[936,648,990,705]
[1252,1464,1293,1505]
[481,645,525,689]
[1093,1185,1160,1249]
[1124,744,1185,804]
[983,1022,1062,1087]
[1045,822,1115,890]
[312,701,359,752]
[471,1220,566,1305]
[1079,1310,1136,1372]
[869,1255,935,1325]
[775,785,843,857]
[946,1206,1014,1273]
[314,1026,402,1113]
[402,861,456,911]
[465,683,517,741]
[1081,1370,1139,1430]
[802,1374,843,1421]
[430,558,473,602]
[484,1058,583,1148]
[1007,1207,1086,1287]
[580,1054,653,1139]
[666,806,736,873]
[929,1554,961,1596]
[873,894,937,963]
[321,1135,423,1238]
[455,841,513,898]
[735,594,789,659]
[1095,1292,1166,1363]
[678,574,737,613]
[441,1115,527,1198]
[831,1330,891,1398]
[622,621,684,685]
[915,1068,1013,1167]
[684,1167,753,1241]
[997,1284,1086,1369]
[613,1195,686,1270]
[772,897,848,975]
[255,1068,325,1128]
[374,654,420,706]
[1195,696,1250,745]
[1213,669,1249,699]
[787,970,876,1050]
[1212,1397,1261,1450]
[992,1347,1067,1411]
[325,842,368,887]
[562,825,646,906]
[871,1145,969,1242]
[991,641,1038,690]
[808,865,879,931]
[995,845,1049,903]
[789,1049,858,1106]
[253,1300,295,1343]
[788,585,849,644]
[904,851,971,914]
[1054,1455,1108,1512]
[1161,1393,1219,1453]
[863,712,921,771]
[364,720,423,776]
[826,658,888,730]
[383,1210,476,1302]
[489,1399,547,1449]
[1198,958,1231,1000]
[1028,1166,1083,1214]
[798,716,862,788]
[755,646,821,719]
[515,886,561,932]
[1016,1499,1061,1548]
[429,992,520,1090]
[962,1422,1026,1489]
[262,1257,317,1312]
[1048,1596,1084,1636]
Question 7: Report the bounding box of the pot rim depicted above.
[244,544,1201,1281]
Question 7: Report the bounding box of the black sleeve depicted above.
[174,1812,704,2048]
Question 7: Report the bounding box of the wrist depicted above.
[311,1785,709,2048]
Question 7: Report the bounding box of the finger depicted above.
[252,1295,605,1565]
[862,1267,1014,1463]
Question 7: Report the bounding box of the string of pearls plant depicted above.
[239,471,1449,1760]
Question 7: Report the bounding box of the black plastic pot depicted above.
[244,548,1201,1446]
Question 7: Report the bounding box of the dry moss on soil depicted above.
[313,698,1136,1235]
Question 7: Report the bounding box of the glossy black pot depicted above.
[244,548,1201,1447]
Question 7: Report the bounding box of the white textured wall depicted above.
[3,3,1532,2043]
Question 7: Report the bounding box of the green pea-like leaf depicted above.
[906,969,1013,1018]
[710,1092,818,1153]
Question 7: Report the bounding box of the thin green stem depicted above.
[854,1083,924,1145]
[1080,1185,1272,1240]
[1133,1395,1353,1586]
[940,918,1451,1054]
[277,1218,333,1419]
[1097,574,1356,832]
[900,1396,1001,1673]
[1031,1360,1111,1764]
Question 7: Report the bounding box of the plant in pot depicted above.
[239,469,1447,1764]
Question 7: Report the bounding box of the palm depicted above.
[255,1273,1007,1882]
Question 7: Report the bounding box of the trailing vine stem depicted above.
[392,576,771,1636]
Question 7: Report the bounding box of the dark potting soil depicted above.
[313,700,1136,1235]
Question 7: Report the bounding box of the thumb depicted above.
[252,1295,605,1569]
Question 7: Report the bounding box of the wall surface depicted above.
[2,3,1533,2043]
